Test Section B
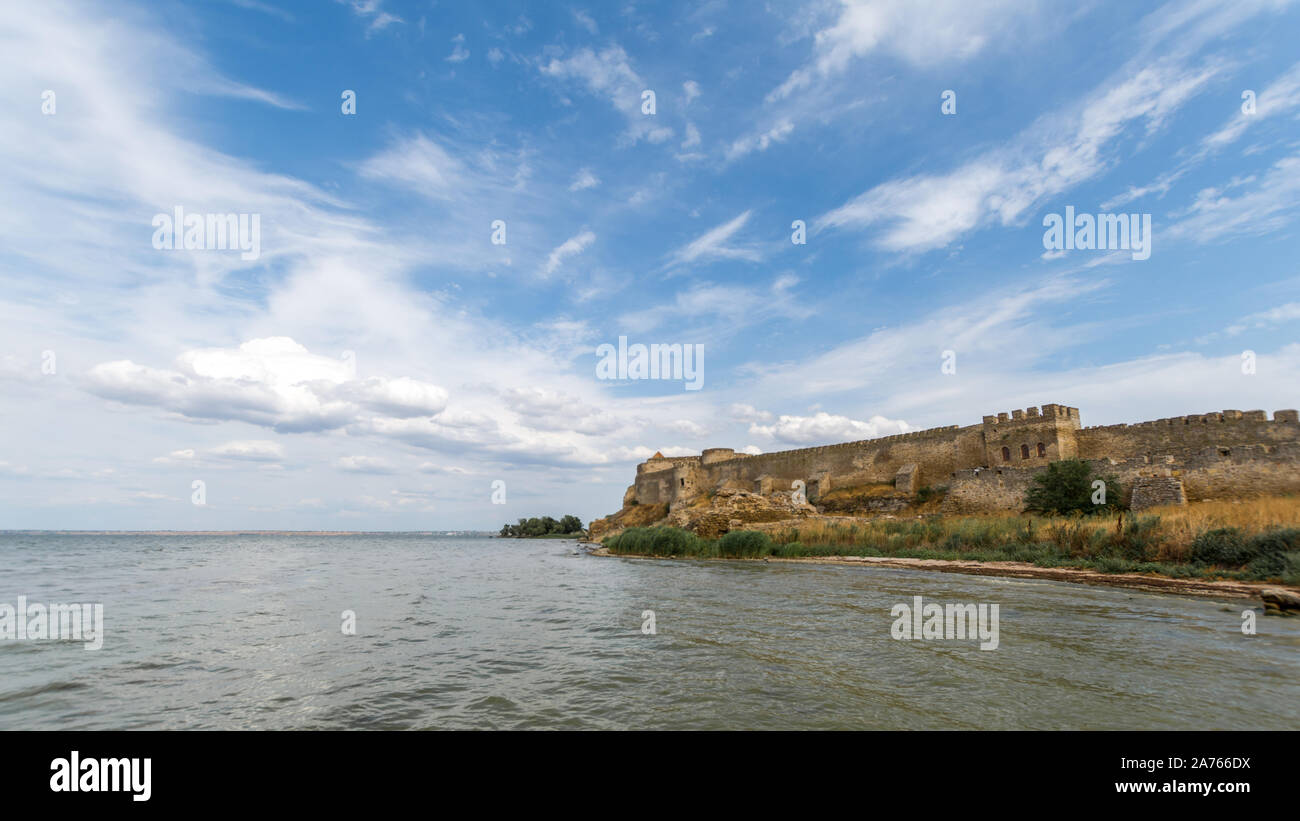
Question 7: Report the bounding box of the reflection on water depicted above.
[0,533,1296,729]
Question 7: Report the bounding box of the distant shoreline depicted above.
[0,530,497,536]
[585,545,1298,602]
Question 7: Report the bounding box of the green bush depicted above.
[1282,552,1300,586]
[1095,514,1161,561]
[916,485,947,504]
[1024,459,1123,515]
[604,526,710,556]
[771,541,806,557]
[1094,556,1134,574]
[717,530,775,557]
[1243,528,1300,577]
[1189,527,1251,567]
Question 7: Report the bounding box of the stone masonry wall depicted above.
[628,405,1300,514]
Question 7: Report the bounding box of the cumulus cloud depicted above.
[667,419,706,436]
[500,387,624,435]
[446,33,469,63]
[83,337,448,433]
[748,412,911,445]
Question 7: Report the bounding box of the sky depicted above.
[1,0,1298,531]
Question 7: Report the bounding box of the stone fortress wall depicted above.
[629,404,1300,514]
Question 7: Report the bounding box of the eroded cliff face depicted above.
[588,488,816,541]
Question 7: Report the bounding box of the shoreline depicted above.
[583,545,1300,602]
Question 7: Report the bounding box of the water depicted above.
[1,533,1296,730]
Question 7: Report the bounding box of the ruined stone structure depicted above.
[626,404,1300,515]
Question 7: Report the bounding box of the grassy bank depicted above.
[602,497,1300,584]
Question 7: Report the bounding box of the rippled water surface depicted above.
[1,533,1297,729]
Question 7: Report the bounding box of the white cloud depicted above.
[619,276,807,334]
[817,60,1222,251]
[446,33,469,63]
[1225,302,1300,336]
[543,230,596,276]
[667,419,706,436]
[724,119,793,161]
[210,440,286,462]
[340,0,403,35]
[1166,154,1300,244]
[152,449,197,464]
[358,134,464,200]
[417,462,470,474]
[669,210,760,265]
[729,403,773,423]
[681,123,701,150]
[83,338,448,433]
[769,0,1046,102]
[568,168,600,191]
[749,412,911,444]
[573,10,598,34]
[539,46,662,143]
[336,455,397,474]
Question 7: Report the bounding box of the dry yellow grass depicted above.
[1131,496,1300,560]
[767,495,1300,562]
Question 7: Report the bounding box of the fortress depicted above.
[624,404,1300,516]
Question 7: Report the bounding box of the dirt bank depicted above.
[584,545,1299,602]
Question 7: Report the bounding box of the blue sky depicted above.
[2,0,1299,530]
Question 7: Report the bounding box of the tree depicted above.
[498,514,585,538]
[1023,459,1123,515]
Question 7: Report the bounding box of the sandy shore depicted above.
[584,545,1300,601]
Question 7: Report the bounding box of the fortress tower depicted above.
[980,404,1081,466]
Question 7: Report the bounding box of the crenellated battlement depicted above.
[1084,409,1298,430]
[982,404,1080,427]
[626,403,1300,511]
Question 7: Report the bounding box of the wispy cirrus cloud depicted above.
[816,58,1223,252]
[668,210,761,265]
[539,46,672,144]
[768,0,1049,103]
[542,230,596,276]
